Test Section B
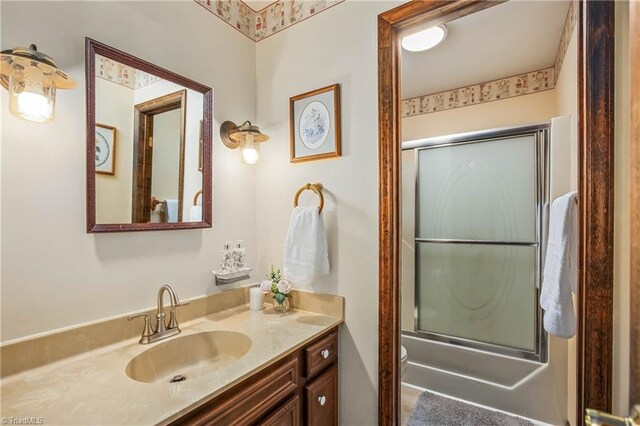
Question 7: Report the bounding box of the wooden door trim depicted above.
[577,0,616,418]
[377,1,616,424]
[629,0,640,410]
[132,89,187,223]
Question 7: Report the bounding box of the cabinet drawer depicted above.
[304,331,338,379]
[305,364,338,426]
[178,355,299,426]
[259,395,301,426]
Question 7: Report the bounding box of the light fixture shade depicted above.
[7,59,56,122]
[240,133,260,165]
[220,120,269,165]
[228,121,270,144]
[0,44,76,123]
[401,25,448,52]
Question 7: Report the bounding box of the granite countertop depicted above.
[0,305,342,425]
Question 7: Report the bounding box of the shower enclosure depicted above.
[403,123,549,362]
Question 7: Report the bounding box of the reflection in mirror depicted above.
[87,39,212,232]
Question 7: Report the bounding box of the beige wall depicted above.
[556,29,579,193]
[613,0,631,416]
[0,1,257,341]
[95,78,134,224]
[254,2,402,424]
[555,25,579,426]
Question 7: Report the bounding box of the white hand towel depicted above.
[283,206,329,284]
[541,191,578,338]
[189,205,202,222]
[165,199,179,223]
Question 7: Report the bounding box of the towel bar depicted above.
[293,183,324,213]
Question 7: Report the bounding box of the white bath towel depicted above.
[541,191,578,338]
[283,206,329,284]
[189,206,202,222]
[165,199,179,223]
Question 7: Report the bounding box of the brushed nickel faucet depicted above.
[128,285,189,344]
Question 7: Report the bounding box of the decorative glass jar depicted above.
[273,297,290,313]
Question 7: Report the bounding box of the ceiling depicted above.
[401,0,571,100]
[243,0,276,12]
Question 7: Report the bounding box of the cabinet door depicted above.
[305,364,338,426]
[260,395,301,426]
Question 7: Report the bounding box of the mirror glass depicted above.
[87,39,212,232]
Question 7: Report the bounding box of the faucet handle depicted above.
[128,313,154,344]
[128,313,150,321]
[167,302,189,330]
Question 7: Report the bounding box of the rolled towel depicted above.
[541,191,578,338]
[164,199,179,223]
[283,206,329,284]
[189,205,202,222]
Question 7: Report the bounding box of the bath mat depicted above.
[407,391,534,426]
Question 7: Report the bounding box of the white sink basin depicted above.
[125,331,252,384]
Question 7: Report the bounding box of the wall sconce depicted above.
[220,120,269,165]
[0,44,76,123]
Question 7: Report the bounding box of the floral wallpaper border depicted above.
[554,0,577,82]
[402,67,555,118]
[96,55,161,90]
[194,0,345,42]
[403,1,576,118]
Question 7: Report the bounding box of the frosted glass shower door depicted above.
[415,134,540,352]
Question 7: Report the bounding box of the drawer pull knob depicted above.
[318,396,327,406]
[321,349,330,359]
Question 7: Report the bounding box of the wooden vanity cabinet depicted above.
[171,327,339,426]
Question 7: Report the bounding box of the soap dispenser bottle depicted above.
[232,240,246,270]
[220,241,234,272]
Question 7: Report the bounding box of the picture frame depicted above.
[289,83,341,163]
[95,123,116,175]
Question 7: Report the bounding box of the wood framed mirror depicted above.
[378,1,616,425]
[85,38,212,233]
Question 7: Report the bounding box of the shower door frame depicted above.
[404,123,550,362]
[378,1,616,425]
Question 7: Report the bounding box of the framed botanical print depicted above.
[95,123,116,175]
[289,84,341,163]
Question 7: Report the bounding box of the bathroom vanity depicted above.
[173,329,338,425]
[0,288,343,425]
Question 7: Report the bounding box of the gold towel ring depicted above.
[193,190,202,206]
[293,183,324,213]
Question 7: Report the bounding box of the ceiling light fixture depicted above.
[401,25,448,52]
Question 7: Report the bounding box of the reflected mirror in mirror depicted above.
[86,39,212,232]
